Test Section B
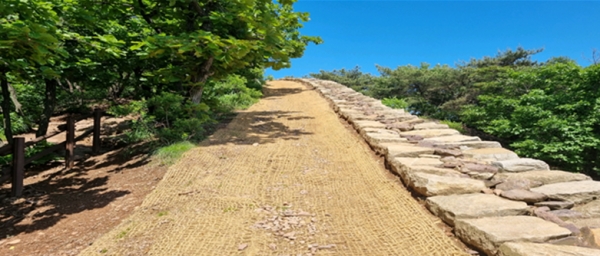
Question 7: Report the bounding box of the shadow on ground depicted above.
[0,143,151,238]
[205,85,315,146]
[0,82,312,240]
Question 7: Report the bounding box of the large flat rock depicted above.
[573,199,600,218]
[422,135,482,143]
[387,157,452,180]
[413,122,449,130]
[333,98,355,103]
[500,189,547,203]
[531,180,600,204]
[364,132,407,147]
[390,157,444,168]
[346,112,378,122]
[337,107,361,114]
[359,128,398,136]
[339,110,367,120]
[352,120,386,130]
[534,201,575,210]
[567,218,600,229]
[463,148,519,161]
[492,158,550,172]
[396,114,420,122]
[370,142,395,155]
[385,144,435,158]
[376,109,407,116]
[395,118,426,126]
[405,172,486,197]
[409,166,463,177]
[494,170,591,186]
[498,242,600,256]
[398,129,460,138]
[495,178,542,191]
[394,165,464,186]
[455,216,572,256]
[428,141,502,150]
[426,193,528,226]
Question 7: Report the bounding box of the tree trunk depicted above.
[189,56,215,104]
[36,79,57,137]
[191,86,204,104]
[0,70,13,144]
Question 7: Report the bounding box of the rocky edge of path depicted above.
[285,78,600,256]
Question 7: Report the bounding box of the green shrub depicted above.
[108,92,214,144]
[204,75,262,113]
[157,117,211,144]
[109,99,157,144]
[0,112,32,142]
[0,141,60,166]
[381,97,409,110]
[147,92,187,128]
[309,66,376,94]
[460,63,600,174]
[108,100,144,117]
[439,120,465,134]
[126,116,156,144]
[105,75,263,156]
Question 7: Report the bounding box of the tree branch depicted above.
[7,82,22,114]
[192,56,214,85]
[136,0,161,34]
[190,0,212,31]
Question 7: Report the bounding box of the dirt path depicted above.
[0,116,167,256]
[80,81,468,256]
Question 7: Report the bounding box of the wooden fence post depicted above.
[65,115,74,169]
[11,137,24,197]
[93,108,101,154]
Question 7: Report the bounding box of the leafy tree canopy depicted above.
[0,0,321,145]
[311,48,600,175]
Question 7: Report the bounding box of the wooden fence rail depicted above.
[0,109,103,197]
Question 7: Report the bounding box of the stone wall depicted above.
[284,78,600,256]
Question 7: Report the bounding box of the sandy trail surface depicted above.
[80,80,467,255]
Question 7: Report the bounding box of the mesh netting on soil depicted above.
[80,81,467,256]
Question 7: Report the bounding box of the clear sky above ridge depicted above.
[266,0,600,78]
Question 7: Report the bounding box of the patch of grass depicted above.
[223,206,238,213]
[153,141,196,166]
[420,115,466,134]
[116,228,131,239]
[157,210,169,217]
[100,248,108,253]
[439,120,466,134]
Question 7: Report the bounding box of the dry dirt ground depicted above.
[0,115,168,256]
[77,80,469,256]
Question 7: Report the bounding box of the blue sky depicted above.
[267,0,600,78]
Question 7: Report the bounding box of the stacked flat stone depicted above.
[287,78,600,256]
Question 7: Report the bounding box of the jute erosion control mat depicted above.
[80,80,467,256]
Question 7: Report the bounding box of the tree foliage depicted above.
[0,0,320,146]
[461,63,600,174]
[309,66,377,93]
[311,48,600,175]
